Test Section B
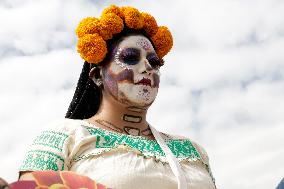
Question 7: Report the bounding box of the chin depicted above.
[118,83,158,107]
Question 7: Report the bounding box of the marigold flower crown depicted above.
[76,5,173,65]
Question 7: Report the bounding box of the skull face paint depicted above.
[102,35,161,107]
[136,37,151,51]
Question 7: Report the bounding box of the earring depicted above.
[96,79,103,87]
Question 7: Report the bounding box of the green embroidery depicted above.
[74,126,201,162]
[33,131,68,151]
[167,140,200,159]
[20,150,65,171]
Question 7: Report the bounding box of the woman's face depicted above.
[102,35,161,108]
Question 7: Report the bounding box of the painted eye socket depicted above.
[119,48,140,65]
[147,53,161,69]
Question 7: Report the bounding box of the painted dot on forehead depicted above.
[136,37,152,51]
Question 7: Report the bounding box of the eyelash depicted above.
[147,54,161,69]
[119,49,161,69]
[120,49,140,65]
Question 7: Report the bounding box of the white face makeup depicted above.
[102,35,161,108]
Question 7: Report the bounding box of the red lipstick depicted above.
[136,78,151,86]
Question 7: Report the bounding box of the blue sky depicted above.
[0,0,283,188]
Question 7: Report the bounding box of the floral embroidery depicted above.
[20,150,65,171]
[20,130,68,171]
[20,123,215,185]
[33,131,68,151]
[72,126,201,164]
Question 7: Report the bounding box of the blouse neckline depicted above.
[80,119,157,142]
[73,119,204,166]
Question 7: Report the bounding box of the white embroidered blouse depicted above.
[20,119,216,189]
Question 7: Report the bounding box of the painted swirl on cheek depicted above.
[117,69,134,83]
[103,67,135,100]
[103,68,118,98]
[153,73,160,88]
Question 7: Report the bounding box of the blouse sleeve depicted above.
[191,141,216,187]
[19,119,77,172]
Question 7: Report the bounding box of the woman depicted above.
[19,5,216,189]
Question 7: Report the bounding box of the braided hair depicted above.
[65,28,155,119]
[65,61,100,119]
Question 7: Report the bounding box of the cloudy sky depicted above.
[0,0,283,188]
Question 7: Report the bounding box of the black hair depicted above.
[65,28,154,119]
[65,61,100,119]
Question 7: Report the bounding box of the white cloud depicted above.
[0,0,283,188]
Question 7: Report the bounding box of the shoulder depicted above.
[41,118,84,135]
[161,132,216,185]
[189,139,210,164]
[161,132,210,164]
[19,119,91,171]
[29,118,84,148]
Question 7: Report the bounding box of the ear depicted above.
[89,66,103,86]
[89,66,101,79]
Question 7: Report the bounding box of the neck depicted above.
[86,92,152,137]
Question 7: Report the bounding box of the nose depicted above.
[141,59,153,75]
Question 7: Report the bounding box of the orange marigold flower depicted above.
[75,5,174,65]
[121,6,144,29]
[77,34,107,64]
[141,12,158,37]
[99,13,124,40]
[120,6,126,17]
[75,17,100,38]
[151,26,173,58]
[101,4,124,19]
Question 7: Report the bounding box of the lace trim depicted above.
[72,144,201,164]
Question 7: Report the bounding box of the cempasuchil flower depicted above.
[77,34,107,64]
[121,6,144,29]
[151,26,173,58]
[101,4,124,19]
[76,17,100,38]
[99,13,124,40]
[141,12,158,37]
[75,4,173,64]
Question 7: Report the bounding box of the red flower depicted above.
[31,171,111,189]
